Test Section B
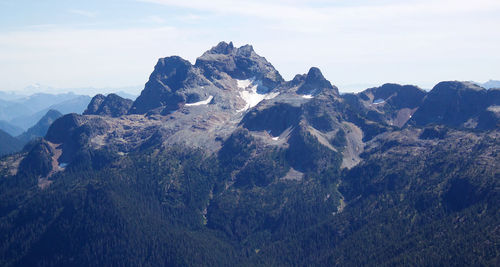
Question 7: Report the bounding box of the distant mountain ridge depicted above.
[475,79,500,89]
[0,92,91,130]
[0,129,23,156]
[17,110,63,145]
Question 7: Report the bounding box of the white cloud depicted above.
[140,0,500,24]
[0,0,499,92]
[0,26,214,90]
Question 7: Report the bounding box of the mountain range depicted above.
[0,42,498,266]
[0,92,91,131]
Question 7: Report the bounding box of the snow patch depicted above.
[237,79,252,89]
[185,95,213,106]
[58,163,68,169]
[301,94,313,99]
[271,136,279,141]
[487,105,500,113]
[373,98,385,104]
[236,79,279,112]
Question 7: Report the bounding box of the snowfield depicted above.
[236,79,279,112]
[185,95,214,106]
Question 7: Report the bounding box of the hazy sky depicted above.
[1,0,499,93]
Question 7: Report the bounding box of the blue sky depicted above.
[1,0,499,93]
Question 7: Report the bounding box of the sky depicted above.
[0,0,499,94]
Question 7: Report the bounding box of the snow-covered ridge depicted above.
[236,79,279,112]
[185,95,214,106]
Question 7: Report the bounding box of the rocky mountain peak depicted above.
[409,81,494,128]
[84,94,106,114]
[84,93,133,117]
[432,81,485,93]
[129,56,204,114]
[45,113,83,144]
[195,41,284,88]
[208,41,235,55]
[296,67,338,95]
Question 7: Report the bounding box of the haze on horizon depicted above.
[0,0,499,94]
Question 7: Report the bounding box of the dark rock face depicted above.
[129,56,199,114]
[241,103,302,136]
[45,114,82,144]
[410,81,491,128]
[84,94,105,114]
[296,67,338,95]
[19,139,54,177]
[45,114,110,164]
[487,88,500,105]
[17,109,63,144]
[195,41,284,89]
[285,124,341,172]
[84,94,133,117]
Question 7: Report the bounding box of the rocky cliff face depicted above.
[84,93,133,117]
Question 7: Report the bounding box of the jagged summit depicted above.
[204,41,236,55]
[195,41,283,88]
[129,56,203,114]
[296,67,338,96]
[129,41,286,115]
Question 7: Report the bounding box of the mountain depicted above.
[0,91,26,101]
[0,42,498,266]
[0,129,23,156]
[84,93,133,117]
[477,79,500,89]
[0,120,24,136]
[295,67,338,95]
[8,95,90,130]
[10,84,142,98]
[342,83,426,127]
[17,109,63,145]
[129,41,283,115]
[409,81,499,129]
[0,93,91,130]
